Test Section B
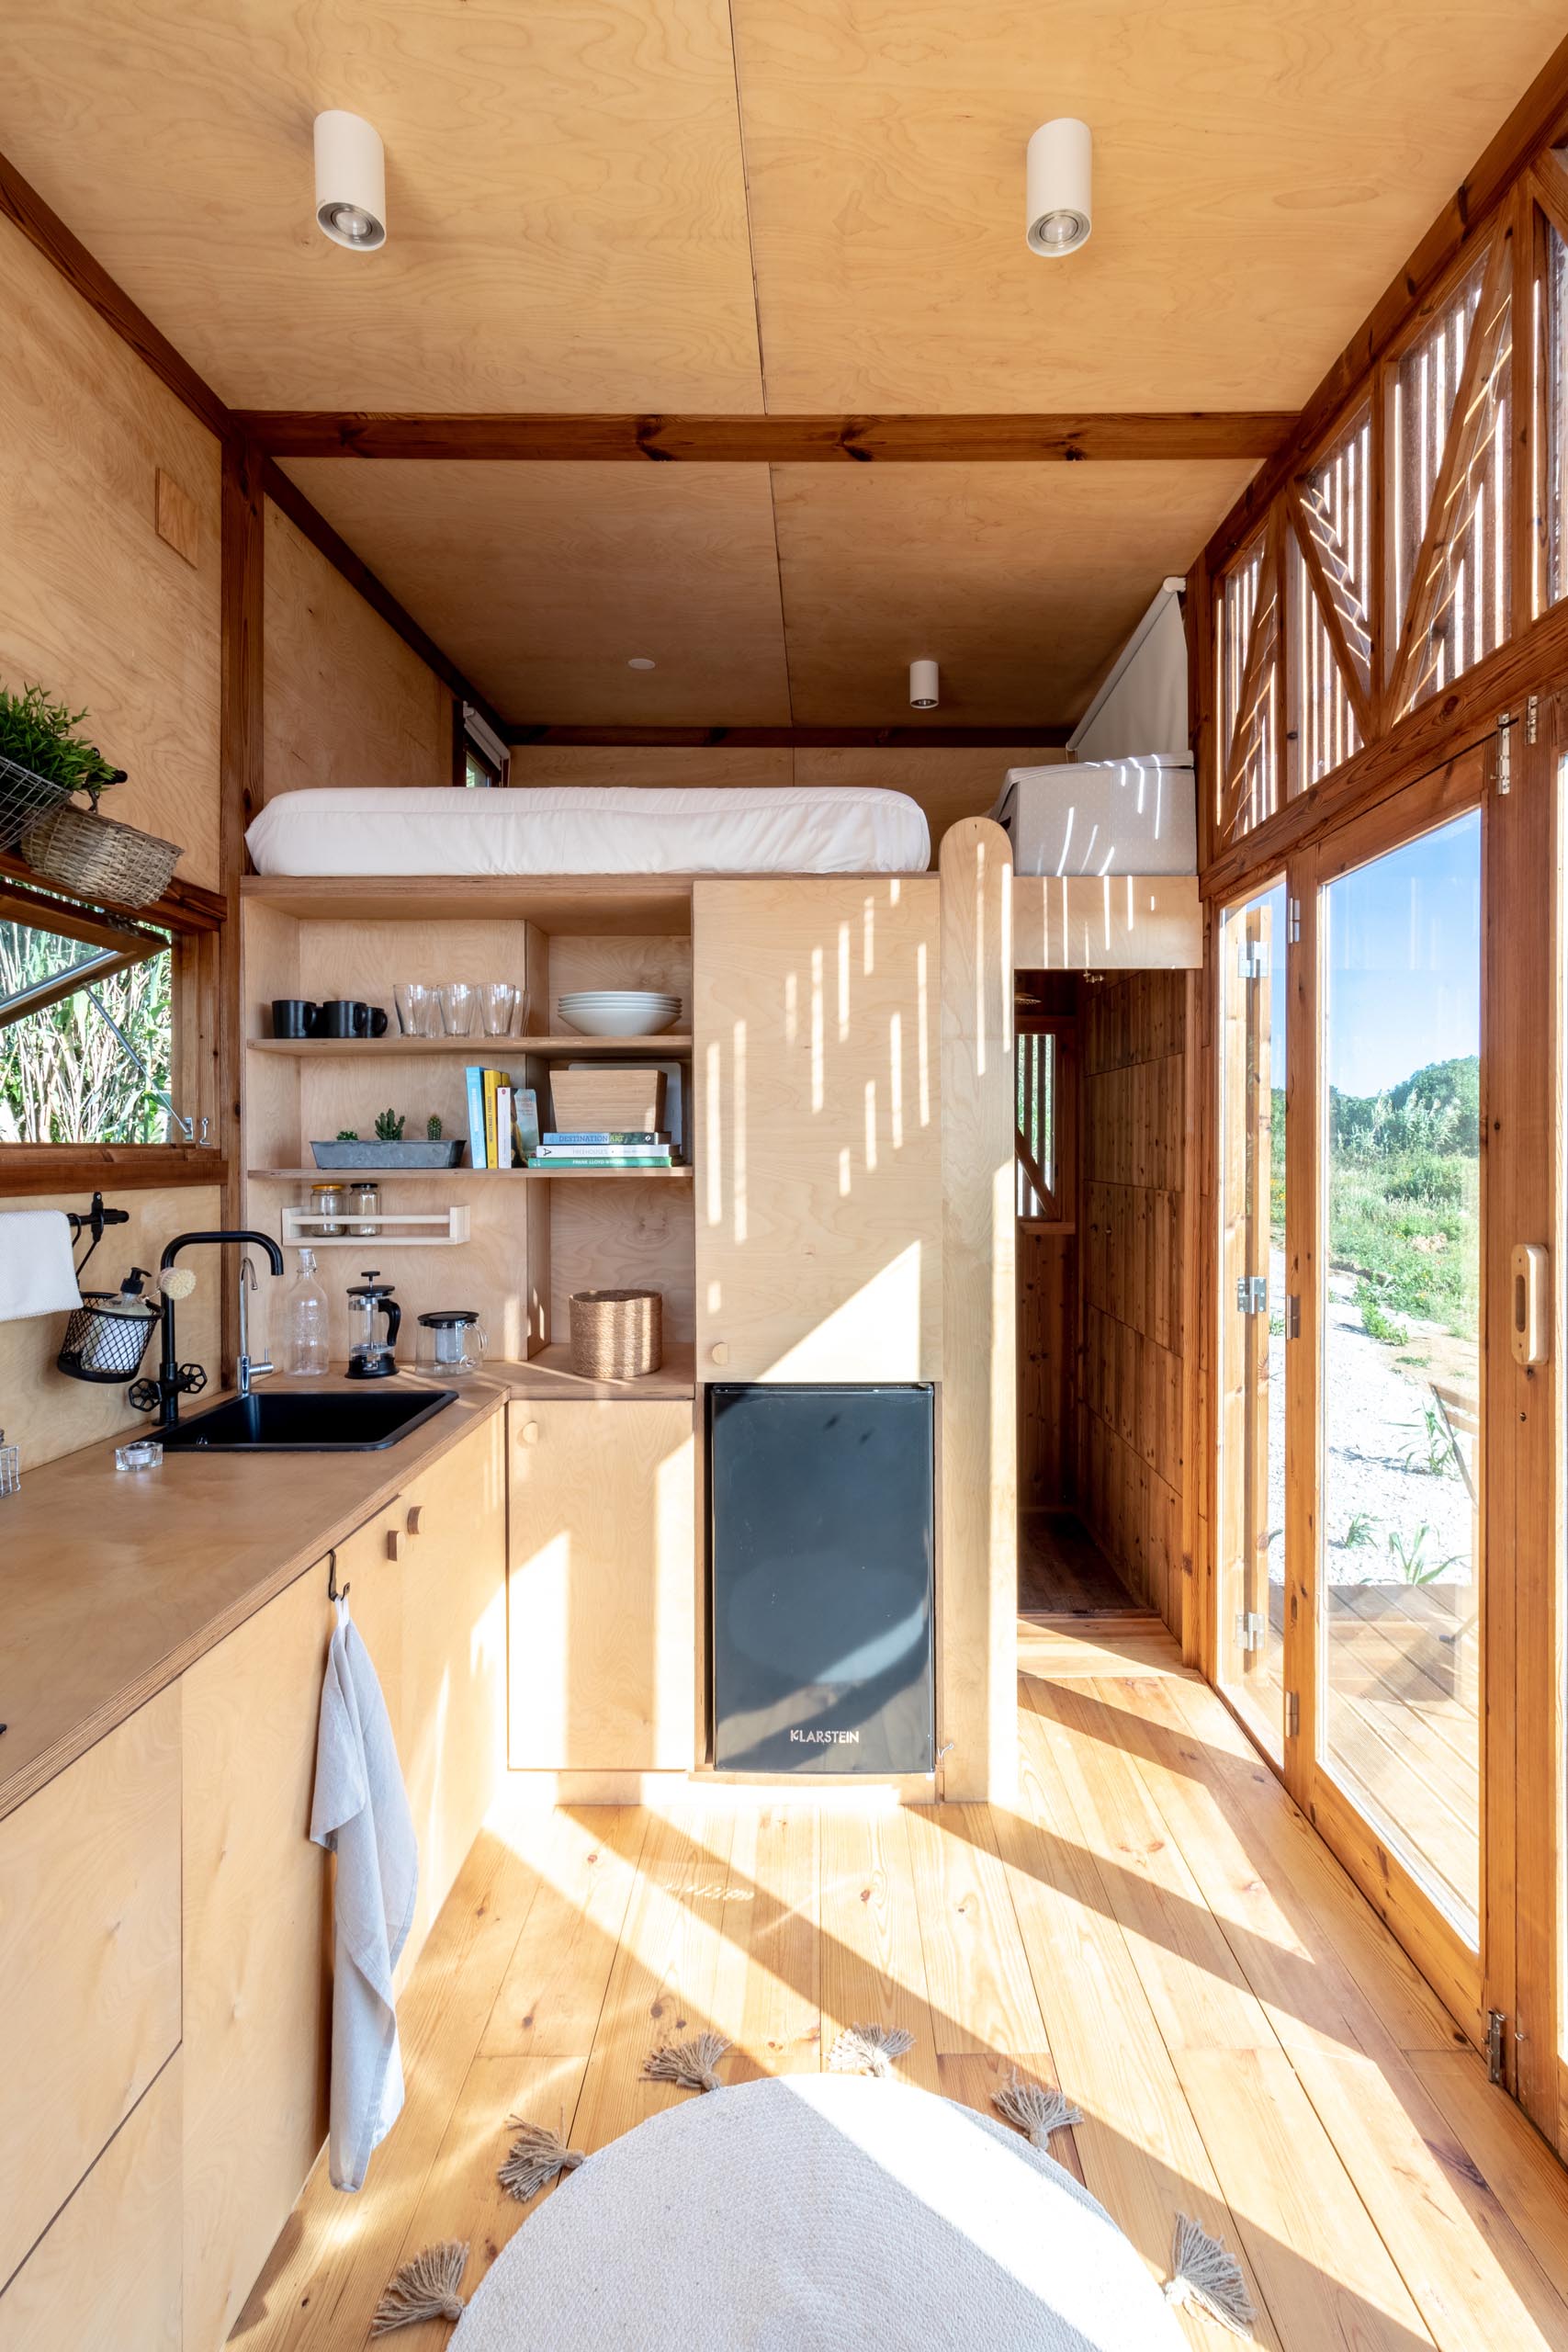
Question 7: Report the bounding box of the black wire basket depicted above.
[0,752,75,854]
[57,1293,160,1385]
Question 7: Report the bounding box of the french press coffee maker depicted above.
[344,1270,400,1379]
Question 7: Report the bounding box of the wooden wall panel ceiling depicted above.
[771,462,1257,725]
[283,459,793,724]
[0,1,764,411]
[728,0,1567,411]
[0,4,1562,416]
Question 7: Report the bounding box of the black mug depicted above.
[321,1000,390,1038]
[272,998,321,1038]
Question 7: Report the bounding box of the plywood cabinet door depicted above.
[400,1413,508,1959]
[693,876,943,1381]
[0,1686,181,2294]
[508,1399,695,1770]
[181,1565,333,2352]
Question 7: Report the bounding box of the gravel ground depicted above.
[1264,1250,1475,1595]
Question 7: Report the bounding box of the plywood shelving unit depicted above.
[241,877,696,1374]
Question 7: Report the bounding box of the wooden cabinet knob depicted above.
[521,1420,540,1446]
[709,1342,729,1366]
[386,1529,405,1562]
[406,1504,424,1535]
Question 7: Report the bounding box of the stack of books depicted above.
[526,1129,676,1170]
[465,1070,540,1170]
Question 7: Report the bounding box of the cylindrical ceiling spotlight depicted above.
[1026,118,1091,257]
[314,110,387,250]
[909,659,940,710]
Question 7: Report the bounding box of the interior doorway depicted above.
[1014,967,1193,1623]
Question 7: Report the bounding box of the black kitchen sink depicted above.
[158,1386,457,1452]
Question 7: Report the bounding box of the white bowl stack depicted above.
[557,989,682,1038]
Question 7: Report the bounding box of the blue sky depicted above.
[1243,810,1482,1097]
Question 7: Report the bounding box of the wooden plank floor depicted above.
[233,1619,1568,2352]
[1019,1509,1135,1614]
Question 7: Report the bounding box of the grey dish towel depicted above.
[310,1594,419,2192]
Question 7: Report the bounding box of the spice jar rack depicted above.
[281,1204,472,1250]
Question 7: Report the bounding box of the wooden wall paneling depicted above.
[938,818,1016,1804]
[0,1183,221,1468]
[0,211,222,889]
[507,1398,696,1771]
[693,876,942,1382]
[1016,1224,1077,1509]
[1011,876,1202,971]
[220,436,263,1253]
[181,1566,332,2352]
[0,1686,181,2290]
[547,1175,696,1353]
[262,497,454,803]
[0,2056,182,2352]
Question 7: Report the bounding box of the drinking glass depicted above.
[479,982,521,1036]
[439,982,477,1037]
[394,980,434,1037]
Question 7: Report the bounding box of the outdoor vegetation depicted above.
[0,917,174,1143]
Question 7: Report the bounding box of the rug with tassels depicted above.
[373,2028,1254,2348]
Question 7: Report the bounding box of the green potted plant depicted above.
[310,1105,466,1169]
[0,681,182,905]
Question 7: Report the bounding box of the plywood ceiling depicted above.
[0,1,1562,723]
[0,1,1560,414]
[283,457,1255,724]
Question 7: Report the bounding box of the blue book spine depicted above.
[465,1066,488,1168]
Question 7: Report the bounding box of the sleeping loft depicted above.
[4,9,1568,2349]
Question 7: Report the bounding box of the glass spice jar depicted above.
[310,1180,346,1237]
[346,1180,380,1238]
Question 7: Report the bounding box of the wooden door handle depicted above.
[386,1529,405,1562]
[406,1504,424,1535]
[520,1420,540,1445]
[709,1342,729,1366]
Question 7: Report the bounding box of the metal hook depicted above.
[326,1547,349,1605]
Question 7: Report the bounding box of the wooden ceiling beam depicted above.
[1203,28,1568,573]
[505,724,1072,750]
[244,413,1294,464]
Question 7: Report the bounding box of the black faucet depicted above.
[146,1230,286,1430]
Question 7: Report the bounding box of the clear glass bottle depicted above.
[285,1247,331,1376]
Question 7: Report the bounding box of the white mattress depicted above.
[245,786,931,878]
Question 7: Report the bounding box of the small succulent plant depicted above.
[373,1107,406,1142]
[335,1128,359,1142]
[427,1113,443,1141]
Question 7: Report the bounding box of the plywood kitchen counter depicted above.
[0,1369,511,1822]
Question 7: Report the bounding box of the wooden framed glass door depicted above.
[1286,749,1491,2043]
[1216,880,1287,1756]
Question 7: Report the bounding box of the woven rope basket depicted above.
[569,1289,662,1380]
[21,801,182,907]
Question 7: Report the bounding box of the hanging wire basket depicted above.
[0,752,75,854]
[57,1293,161,1385]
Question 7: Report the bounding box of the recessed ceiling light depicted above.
[1026,119,1092,257]
[627,656,657,670]
[314,110,388,250]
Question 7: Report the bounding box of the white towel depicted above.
[310,1596,419,2192]
[0,1210,82,1321]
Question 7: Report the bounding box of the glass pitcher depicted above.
[415,1308,488,1377]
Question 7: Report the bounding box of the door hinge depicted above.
[1486,2007,1508,2084]
[1237,938,1269,979]
[1283,1690,1301,1738]
[1235,1611,1266,1654]
[1285,1294,1302,1340]
[1287,896,1302,944]
[1527,692,1540,745]
[1497,711,1514,793]
[1235,1274,1269,1316]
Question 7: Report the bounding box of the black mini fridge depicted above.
[708,1384,934,1774]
